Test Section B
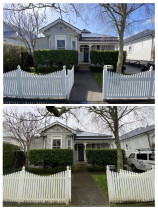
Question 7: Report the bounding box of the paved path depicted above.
[69,71,105,103]
[71,164,109,207]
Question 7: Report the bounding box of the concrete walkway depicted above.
[69,71,106,103]
[71,164,109,207]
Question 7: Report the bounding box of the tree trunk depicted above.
[116,33,124,74]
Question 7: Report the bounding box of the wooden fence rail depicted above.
[3,166,71,205]
[103,65,155,100]
[106,166,155,203]
[3,65,74,99]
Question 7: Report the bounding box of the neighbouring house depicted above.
[112,124,155,157]
[3,126,23,149]
[124,29,155,64]
[35,18,119,63]
[3,21,26,46]
[29,121,115,162]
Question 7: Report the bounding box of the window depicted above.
[52,136,61,149]
[129,46,132,53]
[129,153,135,159]
[72,41,76,50]
[137,153,147,160]
[149,153,155,161]
[68,140,71,149]
[125,144,129,150]
[57,40,65,49]
[92,144,95,148]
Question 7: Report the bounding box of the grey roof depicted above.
[3,31,17,38]
[124,29,155,43]
[75,130,114,140]
[120,124,155,141]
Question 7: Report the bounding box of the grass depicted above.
[94,73,103,90]
[92,174,108,197]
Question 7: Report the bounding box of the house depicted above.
[3,126,23,148]
[35,18,119,63]
[113,124,155,157]
[29,121,115,162]
[3,21,26,46]
[124,29,155,64]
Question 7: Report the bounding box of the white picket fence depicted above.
[106,166,155,203]
[103,65,155,100]
[3,166,71,205]
[3,65,74,99]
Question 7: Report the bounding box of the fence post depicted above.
[103,65,107,100]
[62,66,67,99]
[16,65,23,98]
[148,66,154,99]
[65,166,70,205]
[17,166,25,203]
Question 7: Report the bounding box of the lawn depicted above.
[92,174,108,197]
[94,73,103,90]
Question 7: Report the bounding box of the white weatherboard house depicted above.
[36,18,119,63]
[29,121,155,162]
[124,29,155,63]
[30,121,115,162]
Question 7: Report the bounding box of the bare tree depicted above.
[98,3,153,73]
[4,4,47,54]
[3,108,50,168]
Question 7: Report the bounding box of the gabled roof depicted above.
[120,124,155,141]
[39,18,81,34]
[38,121,76,134]
[75,130,114,140]
[124,29,155,43]
[3,31,18,38]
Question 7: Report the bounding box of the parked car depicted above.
[141,63,155,71]
[127,149,155,172]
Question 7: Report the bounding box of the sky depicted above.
[44,3,155,38]
[3,106,155,136]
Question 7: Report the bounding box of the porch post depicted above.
[89,44,92,63]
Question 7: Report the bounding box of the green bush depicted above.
[3,142,25,174]
[29,149,73,168]
[87,166,107,172]
[3,43,27,73]
[26,166,66,175]
[90,50,127,66]
[86,149,125,167]
[34,49,78,68]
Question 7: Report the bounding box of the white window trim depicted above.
[128,46,132,54]
[55,35,66,49]
[51,135,62,149]
[71,36,77,50]
[68,139,72,149]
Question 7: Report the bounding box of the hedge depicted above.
[90,50,127,66]
[29,149,73,168]
[86,149,125,166]
[34,49,78,67]
[3,142,25,174]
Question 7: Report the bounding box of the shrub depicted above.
[29,149,73,168]
[86,149,126,167]
[87,166,107,172]
[3,43,27,73]
[90,50,127,66]
[34,49,78,68]
[3,142,25,174]
[26,166,66,175]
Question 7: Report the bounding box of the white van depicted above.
[127,150,155,171]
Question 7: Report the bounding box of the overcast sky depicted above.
[3,106,155,136]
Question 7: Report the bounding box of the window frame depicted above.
[55,35,66,50]
[52,135,62,149]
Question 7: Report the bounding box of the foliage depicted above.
[86,149,125,166]
[3,142,25,174]
[94,73,103,90]
[3,43,27,73]
[29,149,73,168]
[90,50,126,66]
[34,49,78,67]
[21,51,34,67]
[26,166,66,175]
[87,166,106,172]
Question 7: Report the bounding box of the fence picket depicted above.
[103,65,155,99]
[106,167,155,203]
[3,166,71,204]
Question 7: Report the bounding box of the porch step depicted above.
[79,64,90,71]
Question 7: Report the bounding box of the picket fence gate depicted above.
[3,65,74,99]
[106,166,155,203]
[103,65,155,100]
[3,166,71,205]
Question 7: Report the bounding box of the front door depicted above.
[84,48,89,62]
[78,144,84,161]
